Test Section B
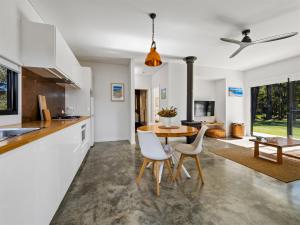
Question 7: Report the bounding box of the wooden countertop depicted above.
[0,116,90,155]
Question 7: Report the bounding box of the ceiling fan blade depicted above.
[220,38,242,45]
[230,46,247,58]
[253,32,298,44]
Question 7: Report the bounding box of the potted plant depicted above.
[157,106,177,127]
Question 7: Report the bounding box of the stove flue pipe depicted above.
[183,56,197,122]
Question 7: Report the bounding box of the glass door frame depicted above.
[251,78,296,138]
[288,79,300,138]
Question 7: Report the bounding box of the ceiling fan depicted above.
[221,29,298,58]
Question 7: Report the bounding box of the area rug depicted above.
[283,150,300,159]
[209,147,300,183]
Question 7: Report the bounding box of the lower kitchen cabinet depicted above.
[0,119,90,225]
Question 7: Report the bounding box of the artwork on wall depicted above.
[228,87,243,97]
[161,88,167,100]
[111,83,125,101]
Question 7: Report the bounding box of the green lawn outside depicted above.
[0,94,7,110]
[253,119,300,139]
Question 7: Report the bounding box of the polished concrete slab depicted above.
[50,138,300,225]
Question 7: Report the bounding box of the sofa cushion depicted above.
[206,128,226,138]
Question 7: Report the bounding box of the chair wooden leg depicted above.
[152,161,155,176]
[155,161,160,196]
[175,154,185,181]
[165,159,173,181]
[178,155,185,180]
[169,158,174,167]
[194,155,204,183]
[136,158,148,185]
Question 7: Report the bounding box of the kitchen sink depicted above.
[0,128,41,142]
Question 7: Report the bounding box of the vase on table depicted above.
[163,117,172,128]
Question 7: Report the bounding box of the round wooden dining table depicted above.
[137,124,198,144]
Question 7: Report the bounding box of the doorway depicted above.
[135,89,148,130]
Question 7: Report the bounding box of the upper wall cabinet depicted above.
[21,20,82,88]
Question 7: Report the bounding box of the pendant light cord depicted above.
[152,17,155,43]
[151,16,156,48]
[149,13,157,49]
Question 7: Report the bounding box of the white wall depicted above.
[215,79,226,125]
[0,0,43,126]
[135,75,152,90]
[225,73,245,134]
[152,65,169,109]
[167,63,187,124]
[244,56,300,135]
[81,62,131,142]
[194,79,216,101]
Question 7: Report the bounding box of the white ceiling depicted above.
[29,0,300,71]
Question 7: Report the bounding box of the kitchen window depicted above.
[0,65,18,115]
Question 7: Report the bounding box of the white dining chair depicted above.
[174,125,209,183]
[136,130,173,196]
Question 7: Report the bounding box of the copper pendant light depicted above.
[145,13,162,67]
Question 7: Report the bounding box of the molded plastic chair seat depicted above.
[142,149,172,161]
[136,130,173,196]
[137,130,170,160]
[174,143,197,155]
[174,125,209,182]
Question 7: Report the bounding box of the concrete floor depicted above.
[50,138,300,225]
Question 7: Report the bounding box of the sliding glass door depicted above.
[251,82,287,137]
[251,79,300,139]
[290,81,300,139]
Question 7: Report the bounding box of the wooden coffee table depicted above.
[250,137,300,164]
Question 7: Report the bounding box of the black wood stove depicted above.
[181,56,202,143]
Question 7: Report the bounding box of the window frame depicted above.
[0,65,18,115]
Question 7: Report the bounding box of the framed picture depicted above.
[161,88,167,100]
[228,87,243,97]
[111,83,125,101]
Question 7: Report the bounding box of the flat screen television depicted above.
[194,101,215,117]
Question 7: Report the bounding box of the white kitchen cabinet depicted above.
[65,67,92,116]
[21,19,82,88]
[0,119,90,225]
[0,142,37,225]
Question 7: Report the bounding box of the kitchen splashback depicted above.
[22,68,65,122]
